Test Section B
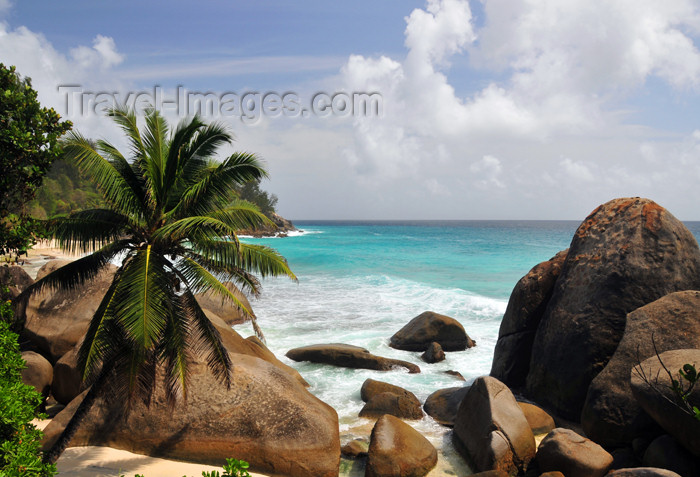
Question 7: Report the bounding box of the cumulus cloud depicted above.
[71,35,125,69]
[333,0,700,218]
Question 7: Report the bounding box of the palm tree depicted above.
[16,106,296,464]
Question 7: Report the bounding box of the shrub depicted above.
[0,314,55,476]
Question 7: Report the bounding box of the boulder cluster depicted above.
[9,196,700,476]
[11,261,338,477]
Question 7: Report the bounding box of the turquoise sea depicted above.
[238,220,700,474]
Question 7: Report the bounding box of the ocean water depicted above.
[236,220,700,475]
[234,221,574,474]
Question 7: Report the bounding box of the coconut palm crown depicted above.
[20,106,296,411]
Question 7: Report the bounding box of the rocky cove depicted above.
[9,197,700,476]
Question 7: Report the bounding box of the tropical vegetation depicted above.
[0,63,72,259]
[15,106,296,464]
[0,293,56,477]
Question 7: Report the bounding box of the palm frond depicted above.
[191,239,296,282]
[49,209,134,254]
[178,287,232,387]
[113,246,171,351]
[184,249,262,297]
[166,153,267,219]
[142,109,169,206]
[78,270,123,384]
[96,139,148,216]
[61,132,144,218]
[152,215,241,246]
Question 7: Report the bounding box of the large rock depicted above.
[286,344,420,373]
[421,342,445,363]
[359,392,423,420]
[20,350,53,397]
[0,265,34,300]
[631,349,700,457]
[608,469,682,477]
[536,428,613,477]
[491,250,567,387]
[42,352,340,477]
[525,198,700,419]
[517,402,555,435]
[452,376,535,475]
[194,283,254,326]
[360,379,418,403]
[423,386,470,427]
[389,311,474,352]
[642,435,699,477]
[24,260,117,363]
[51,343,82,405]
[582,291,700,447]
[365,414,437,477]
[206,311,307,386]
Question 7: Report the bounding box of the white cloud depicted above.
[71,35,124,69]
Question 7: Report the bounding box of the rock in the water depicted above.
[445,370,466,380]
[359,392,423,420]
[423,386,470,427]
[491,250,567,387]
[452,376,535,475]
[517,402,555,435]
[631,349,700,457]
[342,439,369,459]
[360,379,418,403]
[42,352,339,477]
[539,473,565,477]
[608,469,682,477]
[20,351,52,398]
[286,344,420,373]
[24,260,117,362]
[51,343,82,405]
[194,283,254,326]
[525,198,700,420]
[389,311,474,352]
[536,428,613,477]
[365,414,437,477]
[470,471,509,477]
[582,291,700,447]
[642,435,699,477]
[421,342,445,363]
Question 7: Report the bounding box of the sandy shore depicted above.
[55,446,270,477]
[33,419,270,477]
[9,240,84,279]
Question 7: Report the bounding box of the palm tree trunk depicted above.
[42,362,113,465]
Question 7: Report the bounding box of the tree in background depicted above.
[234,178,278,216]
[0,64,72,259]
[15,107,296,463]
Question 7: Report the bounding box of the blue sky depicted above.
[3,0,700,220]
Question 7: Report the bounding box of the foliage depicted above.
[0,64,72,258]
[118,457,251,477]
[635,337,700,422]
[16,106,296,463]
[234,178,277,217]
[671,363,700,421]
[28,158,106,219]
[0,307,55,476]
